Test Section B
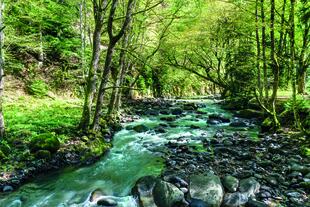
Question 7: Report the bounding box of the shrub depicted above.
[26,79,49,97]
[29,133,60,153]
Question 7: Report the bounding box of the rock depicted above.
[183,103,198,111]
[29,133,60,153]
[207,119,221,125]
[290,163,310,175]
[3,185,14,193]
[171,108,183,115]
[239,177,260,197]
[35,150,52,159]
[237,109,264,119]
[190,174,224,207]
[190,199,208,207]
[222,192,248,207]
[97,197,117,206]
[155,127,166,133]
[190,125,201,129]
[209,114,230,123]
[305,173,310,179]
[160,116,177,122]
[153,180,184,207]
[133,124,149,133]
[229,121,247,127]
[246,199,268,207]
[222,175,239,193]
[90,189,105,202]
[132,176,158,207]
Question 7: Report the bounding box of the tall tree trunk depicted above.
[79,0,107,131]
[270,0,280,128]
[289,0,301,129]
[92,0,135,130]
[0,0,5,138]
[107,29,130,116]
[297,25,309,94]
[255,0,262,98]
[261,0,268,101]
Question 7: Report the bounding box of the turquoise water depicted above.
[0,100,258,207]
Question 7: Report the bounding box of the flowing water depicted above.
[0,100,258,207]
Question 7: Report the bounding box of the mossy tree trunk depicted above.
[0,0,5,138]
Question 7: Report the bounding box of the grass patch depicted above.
[3,95,82,143]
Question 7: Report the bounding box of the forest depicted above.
[0,0,309,206]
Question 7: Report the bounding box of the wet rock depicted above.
[132,176,158,207]
[153,180,184,207]
[229,121,247,128]
[222,175,239,193]
[90,189,105,202]
[189,199,208,207]
[190,125,201,129]
[239,177,260,197]
[208,114,230,123]
[97,197,117,206]
[155,127,166,133]
[3,185,14,193]
[222,192,248,207]
[183,103,198,111]
[190,174,224,207]
[246,199,268,207]
[207,119,221,125]
[171,108,183,115]
[133,124,149,133]
[160,116,177,122]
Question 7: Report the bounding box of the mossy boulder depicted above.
[35,150,52,159]
[29,133,60,153]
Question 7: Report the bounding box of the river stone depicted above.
[246,199,268,207]
[209,114,230,123]
[239,177,260,197]
[190,198,208,207]
[190,174,224,207]
[132,176,158,207]
[229,121,247,127]
[97,197,117,206]
[222,192,248,207]
[160,116,177,122]
[133,124,149,133]
[90,188,105,202]
[222,175,239,193]
[3,185,14,193]
[153,180,184,207]
[171,108,183,115]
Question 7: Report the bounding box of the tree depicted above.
[0,0,4,138]
[79,0,108,131]
[92,0,136,130]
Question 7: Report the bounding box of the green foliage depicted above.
[3,96,82,141]
[26,79,49,97]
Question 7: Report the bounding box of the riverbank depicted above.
[0,95,114,192]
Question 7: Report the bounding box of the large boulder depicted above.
[133,124,149,133]
[222,192,248,207]
[190,174,224,207]
[132,176,158,207]
[153,180,184,207]
[222,175,239,193]
[239,177,260,198]
[29,133,60,153]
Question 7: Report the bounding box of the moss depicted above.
[29,133,60,153]
[35,150,52,160]
[0,143,11,155]
[81,137,111,161]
